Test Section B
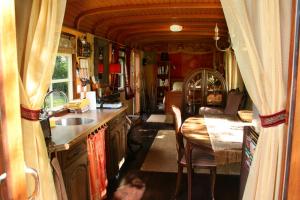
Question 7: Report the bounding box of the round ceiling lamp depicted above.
[170,24,183,32]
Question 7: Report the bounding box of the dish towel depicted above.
[87,127,108,200]
[51,157,68,200]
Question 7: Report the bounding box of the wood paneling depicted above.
[169,52,214,80]
[63,0,227,50]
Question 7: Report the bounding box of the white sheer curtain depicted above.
[224,50,244,91]
[16,0,66,199]
[220,0,291,199]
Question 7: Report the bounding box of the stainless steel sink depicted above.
[55,117,94,126]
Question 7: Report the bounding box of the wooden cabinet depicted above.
[57,110,128,199]
[106,111,127,180]
[57,140,89,200]
[183,68,226,116]
[155,61,170,111]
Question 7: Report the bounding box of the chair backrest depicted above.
[223,89,244,115]
[171,105,185,161]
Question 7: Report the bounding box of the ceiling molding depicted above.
[74,2,222,28]
[63,0,228,49]
[123,33,215,44]
[92,14,225,35]
[105,21,227,39]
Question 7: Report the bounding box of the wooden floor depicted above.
[107,121,240,200]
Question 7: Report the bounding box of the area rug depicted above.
[146,114,173,124]
[141,129,241,175]
[141,130,177,172]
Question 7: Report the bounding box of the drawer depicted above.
[60,140,87,169]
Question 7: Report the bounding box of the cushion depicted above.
[172,82,183,91]
[223,91,243,115]
[199,107,224,115]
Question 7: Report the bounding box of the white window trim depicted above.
[48,53,73,110]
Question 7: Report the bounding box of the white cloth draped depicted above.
[16,0,66,199]
[220,0,291,199]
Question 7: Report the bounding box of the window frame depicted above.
[48,53,73,109]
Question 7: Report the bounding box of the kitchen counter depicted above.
[49,106,127,152]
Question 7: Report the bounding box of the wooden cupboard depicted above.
[56,110,128,199]
[106,111,128,179]
[57,140,89,200]
[183,68,226,116]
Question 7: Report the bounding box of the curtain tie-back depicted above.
[20,105,40,121]
[259,110,286,128]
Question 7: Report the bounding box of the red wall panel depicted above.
[168,52,213,80]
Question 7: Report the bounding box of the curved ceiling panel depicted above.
[64,0,227,50]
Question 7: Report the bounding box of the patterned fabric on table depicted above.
[87,126,108,200]
[204,114,253,165]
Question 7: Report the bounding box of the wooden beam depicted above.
[92,14,225,35]
[106,21,227,38]
[120,31,214,43]
[124,36,214,47]
[74,2,222,28]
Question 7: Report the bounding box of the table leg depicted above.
[186,142,192,200]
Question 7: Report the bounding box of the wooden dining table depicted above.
[181,114,252,200]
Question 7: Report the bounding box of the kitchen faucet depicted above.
[40,90,69,118]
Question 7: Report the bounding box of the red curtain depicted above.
[87,126,108,200]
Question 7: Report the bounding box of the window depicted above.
[46,53,73,110]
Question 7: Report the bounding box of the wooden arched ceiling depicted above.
[64,0,228,50]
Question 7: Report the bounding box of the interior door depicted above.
[0,1,27,198]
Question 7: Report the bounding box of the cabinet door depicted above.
[107,126,121,179]
[183,69,226,116]
[184,70,204,115]
[205,71,227,106]
[63,153,89,200]
[117,121,127,164]
[106,113,128,180]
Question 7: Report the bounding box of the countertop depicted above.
[49,107,127,152]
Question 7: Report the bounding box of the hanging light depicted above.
[170,24,183,32]
[213,23,232,52]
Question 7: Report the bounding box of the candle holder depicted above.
[213,23,232,52]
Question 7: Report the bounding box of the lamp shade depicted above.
[109,63,121,73]
[98,64,104,73]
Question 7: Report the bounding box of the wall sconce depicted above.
[213,23,232,52]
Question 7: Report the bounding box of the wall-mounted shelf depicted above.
[77,38,91,57]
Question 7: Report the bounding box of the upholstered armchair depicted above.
[199,89,244,116]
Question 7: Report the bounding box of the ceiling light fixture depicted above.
[213,23,232,52]
[170,24,183,32]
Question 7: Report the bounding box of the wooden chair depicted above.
[171,105,217,199]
